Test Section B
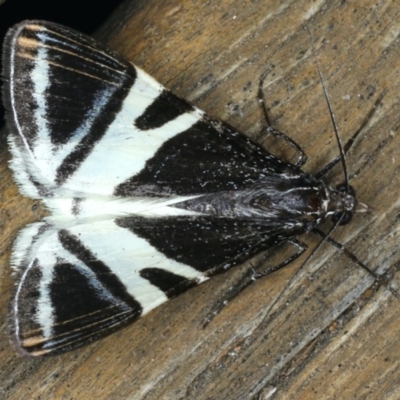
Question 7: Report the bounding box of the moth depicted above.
[3,20,358,356]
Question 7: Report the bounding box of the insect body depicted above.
[3,20,357,356]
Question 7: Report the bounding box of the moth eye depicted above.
[335,183,356,197]
[332,211,353,225]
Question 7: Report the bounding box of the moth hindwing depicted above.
[3,20,357,356]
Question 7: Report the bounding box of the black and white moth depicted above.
[2,20,358,356]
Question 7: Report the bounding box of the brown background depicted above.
[1,0,400,399]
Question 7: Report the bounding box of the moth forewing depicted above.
[3,20,358,356]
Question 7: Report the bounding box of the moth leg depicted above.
[312,228,400,300]
[251,238,307,279]
[258,72,307,168]
[202,239,307,327]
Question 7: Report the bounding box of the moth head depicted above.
[330,183,357,226]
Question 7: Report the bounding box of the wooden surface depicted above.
[2,1,400,399]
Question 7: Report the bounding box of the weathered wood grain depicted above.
[1,1,400,399]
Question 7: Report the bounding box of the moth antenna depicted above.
[305,25,349,190]
[315,90,386,180]
[222,28,369,328]
[304,29,397,301]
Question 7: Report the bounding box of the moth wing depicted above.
[12,217,281,356]
[3,20,298,201]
